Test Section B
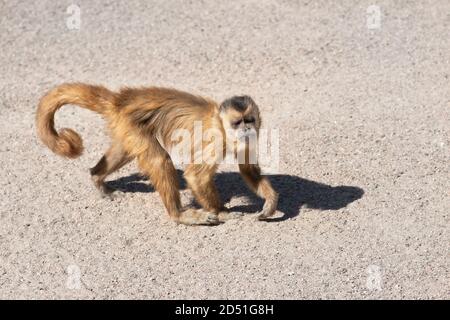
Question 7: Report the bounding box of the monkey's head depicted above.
[219,95,261,143]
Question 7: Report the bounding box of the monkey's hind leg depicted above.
[90,143,133,199]
[137,143,219,226]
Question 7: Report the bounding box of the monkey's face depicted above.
[219,96,261,143]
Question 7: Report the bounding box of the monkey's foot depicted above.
[257,208,278,221]
[256,198,278,221]
[257,212,272,221]
[218,211,243,222]
[176,209,220,226]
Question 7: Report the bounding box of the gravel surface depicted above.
[0,0,448,299]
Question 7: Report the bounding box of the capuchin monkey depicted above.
[36,83,278,225]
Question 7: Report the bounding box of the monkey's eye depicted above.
[232,119,242,127]
[244,117,255,124]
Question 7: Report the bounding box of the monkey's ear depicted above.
[219,98,232,113]
[219,101,226,113]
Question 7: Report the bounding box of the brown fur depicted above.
[36,83,278,225]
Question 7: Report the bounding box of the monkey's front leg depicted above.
[183,164,225,214]
[239,164,278,220]
[137,149,218,226]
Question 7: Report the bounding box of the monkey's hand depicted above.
[257,193,279,221]
[217,206,244,222]
[177,208,220,226]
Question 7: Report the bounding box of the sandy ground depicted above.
[0,0,449,299]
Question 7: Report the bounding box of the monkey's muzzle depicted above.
[236,128,257,141]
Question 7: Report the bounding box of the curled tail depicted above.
[36,83,117,158]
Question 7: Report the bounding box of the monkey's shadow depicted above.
[107,171,364,221]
